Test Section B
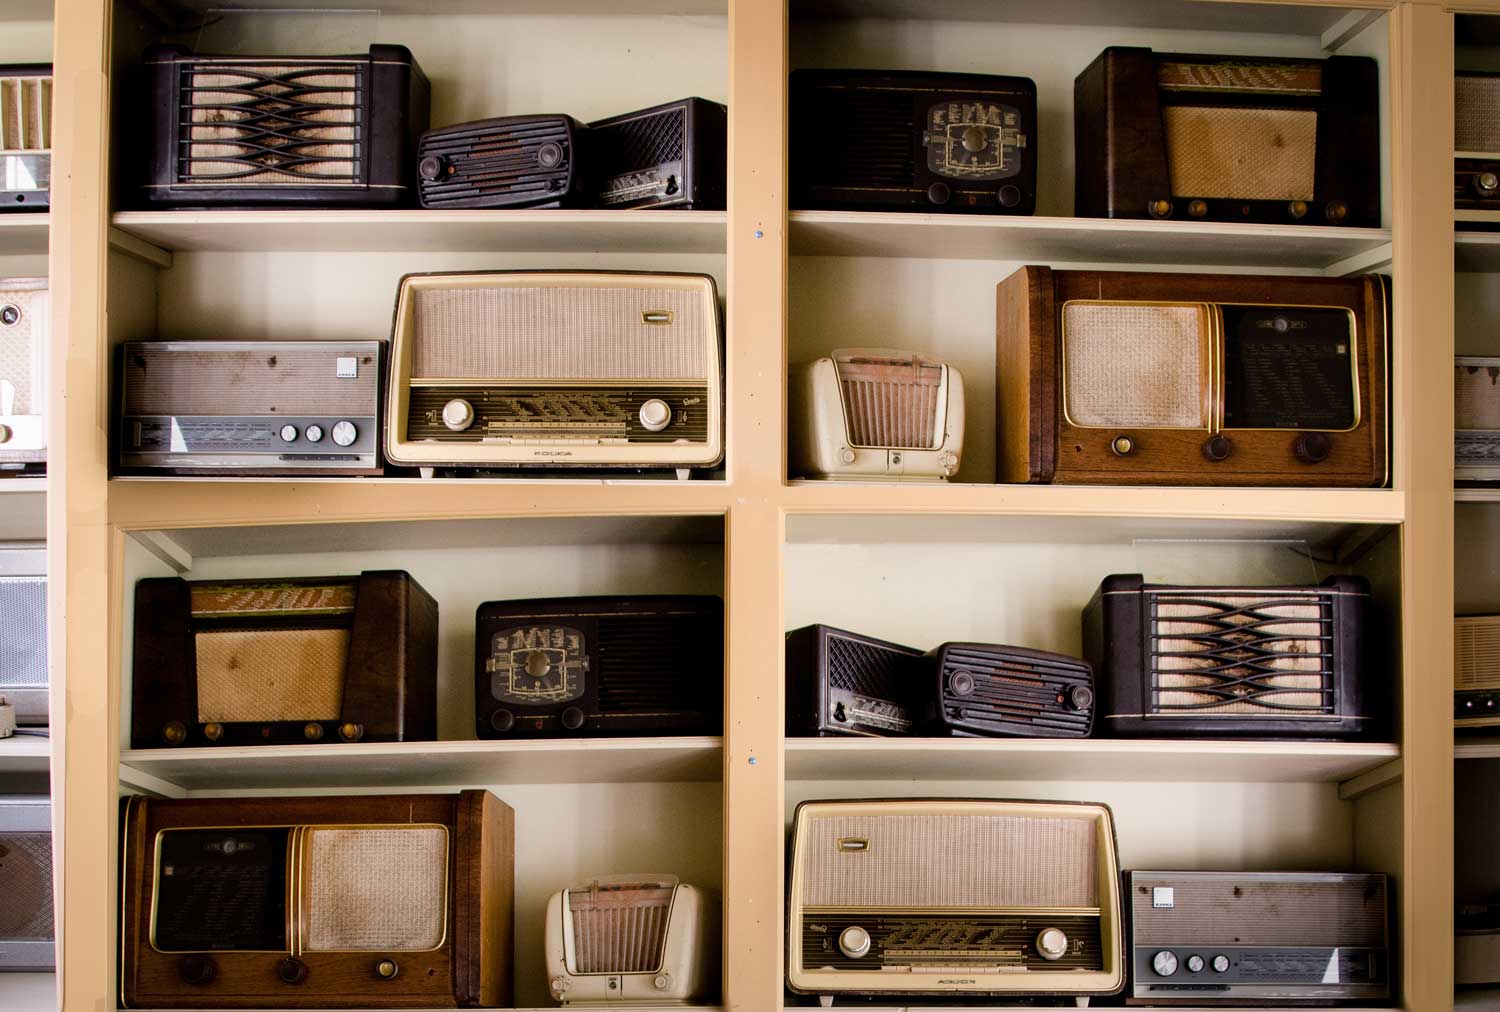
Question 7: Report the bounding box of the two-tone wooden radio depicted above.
[0,66,50,211]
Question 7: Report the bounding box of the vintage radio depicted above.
[131,570,438,749]
[417,115,590,210]
[785,624,922,737]
[791,349,964,481]
[120,790,514,1009]
[474,595,721,739]
[1457,356,1500,481]
[0,796,53,971]
[544,874,718,1005]
[1084,573,1378,739]
[1456,615,1500,727]
[589,98,726,210]
[117,340,384,475]
[1126,871,1389,1003]
[925,642,1094,738]
[385,271,723,474]
[142,44,430,208]
[1075,48,1379,226]
[1457,900,1500,985]
[1,66,51,211]
[790,70,1037,215]
[1457,72,1500,208]
[0,278,47,473]
[995,267,1389,487]
[787,798,1123,1001]
[0,543,46,729]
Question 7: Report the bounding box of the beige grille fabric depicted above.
[1457,362,1500,430]
[836,355,942,449]
[194,628,347,723]
[410,285,708,380]
[0,75,50,152]
[1457,76,1500,153]
[1457,618,1500,689]
[0,832,53,939]
[568,884,674,973]
[124,346,375,416]
[306,828,447,951]
[801,814,1097,908]
[1155,598,1323,713]
[185,68,356,183]
[0,286,40,415]
[1131,875,1385,947]
[1162,106,1316,201]
[1063,304,1204,428]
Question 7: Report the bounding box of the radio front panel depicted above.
[785,624,923,737]
[927,642,1095,738]
[588,97,727,211]
[1457,615,1500,727]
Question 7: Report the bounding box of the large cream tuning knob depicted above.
[838,925,871,959]
[639,398,672,432]
[1036,927,1068,961]
[331,420,357,447]
[442,399,474,432]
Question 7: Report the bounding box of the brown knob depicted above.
[1477,172,1500,197]
[303,722,325,741]
[1294,432,1332,464]
[179,955,217,986]
[1325,200,1349,223]
[490,709,515,733]
[561,706,586,731]
[376,959,399,979]
[1202,435,1233,462]
[338,722,363,742]
[926,181,950,205]
[1187,199,1208,218]
[1149,198,1172,219]
[277,958,309,985]
[1110,435,1135,457]
[203,722,223,742]
[162,721,187,745]
[1288,200,1308,220]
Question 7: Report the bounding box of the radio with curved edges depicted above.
[996,267,1389,487]
[0,796,52,972]
[385,271,723,475]
[417,115,591,210]
[120,790,514,1008]
[785,624,923,737]
[0,66,50,211]
[0,278,47,473]
[1458,72,1500,209]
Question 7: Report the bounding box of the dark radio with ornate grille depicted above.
[927,642,1095,738]
[588,97,726,210]
[417,115,590,210]
[142,44,430,208]
[785,624,923,737]
[474,596,722,739]
[1083,573,1380,739]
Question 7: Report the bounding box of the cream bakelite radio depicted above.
[1456,615,1500,727]
[790,349,965,480]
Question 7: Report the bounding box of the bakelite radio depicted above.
[417,115,591,209]
[0,66,50,211]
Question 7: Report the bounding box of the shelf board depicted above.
[1460,987,1500,1010]
[110,210,726,257]
[120,737,724,794]
[0,214,47,256]
[0,482,46,541]
[1456,736,1500,760]
[788,211,1392,272]
[783,738,1399,786]
[0,974,57,1012]
[0,734,50,772]
[0,476,45,494]
[1458,486,1500,503]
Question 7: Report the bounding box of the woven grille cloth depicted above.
[1156,598,1323,713]
[1132,875,1384,947]
[0,75,49,152]
[1163,106,1316,201]
[801,814,1097,908]
[1457,362,1500,429]
[194,628,347,723]
[568,884,674,973]
[1064,304,1204,427]
[307,828,446,951]
[0,285,42,416]
[1457,618,1500,689]
[836,356,942,449]
[411,285,707,380]
[0,832,53,938]
[125,346,375,416]
[185,67,356,183]
[0,576,45,690]
[1458,76,1500,153]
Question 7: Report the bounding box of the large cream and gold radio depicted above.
[1457,615,1500,727]
[385,271,722,474]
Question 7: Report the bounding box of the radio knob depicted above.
[277,957,309,985]
[162,721,187,745]
[949,671,976,696]
[419,154,446,181]
[442,398,475,432]
[998,184,1022,208]
[1187,199,1208,218]
[1288,200,1308,219]
[375,959,398,979]
[639,398,672,432]
[1294,432,1331,464]
[279,424,298,443]
[179,955,217,986]
[1325,200,1349,223]
[1110,434,1134,456]
[1067,684,1094,710]
[305,424,324,443]
[490,709,515,733]
[838,925,872,959]
[1202,435,1233,462]
[1149,198,1173,219]
[0,424,11,444]
[331,420,357,447]
[561,706,586,731]
[937,449,958,475]
[653,972,671,990]
[1478,172,1500,197]
[338,722,363,742]
[926,182,950,205]
[537,142,564,169]
[1212,954,1230,973]
[1186,954,1205,973]
[0,304,19,327]
[1036,927,1068,961]
[1152,950,1179,977]
[203,722,224,742]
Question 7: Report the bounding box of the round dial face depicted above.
[922,100,1025,180]
[488,625,588,704]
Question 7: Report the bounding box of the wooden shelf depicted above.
[788,211,1392,272]
[1456,736,1500,760]
[0,214,48,256]
[0,734,50,773]
[120,737,723,794]
[1458,486,1500,503]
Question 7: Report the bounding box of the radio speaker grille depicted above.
[568,882,673,973]
[306,827,446,951]
[1457,361,1500,430]
[123,345,376,416]
[1149,591,1333,715]
[800,813,1097,908]
[194,629,347,723]
[1064,304,1204,428]
[177,62,360,185]
[0,74,49,153]
[0,831,52,939]
[1457,617,1500,690]
[1131,874,1385,947]
[418,117,574,207]
[597,108,684,171]
[1458,76,1500,154]
[0,577,45,693]
[827,632,912,695]
[1162,106,1316,201]
[0,284,44,417]
[834,354,941,449]
[596,615,713,715]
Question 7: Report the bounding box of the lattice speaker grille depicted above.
[306,827,447,951]
[1162,106,1316,201]
[826,633,912,696]
[0,831,53,939]
[1457,617,1500,690]
[1064,304,1205,428]
[567,881,674,973]
[833,351,942,449]
[1458,76,1500,153]
[194,628,347,723]
[0,74,49,153]
[598,108,684,170]
[1457,361,1500,430]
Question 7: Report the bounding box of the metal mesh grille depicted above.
[0,75,49,152]
[1063,304,1204,428]
[1130,874,1385,947]
[598,108,684,170]
[0,831,52,939]
[1149,591,1334,715]
[122,344,377,416]
[827,633,911,695]
[567,881,674,973]
[1457,617,1500,689]
[410,284,708,380]
[801,813,1097,908]
[0,576,45,691]
[834,351,942,449]
[1163,106,1316,201]
[194,628,347,723]
[1458,76,1500,153]
[0,282,45,417]
[306,828,446,951]
[178,62,360,184]
[1457,360,1500,430]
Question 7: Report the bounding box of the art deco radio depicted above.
[791,70,1037,214]
[474,596,721,739]
[995,267,1389,487]
[131,571,438,748]
[790,349,965,480]
[925,642,1095,738]
[1084,573,1379,739]
[386,271,722,473]
[1456,615,1500,727]
[0,278,47,473]
[1457,72,1500,208]
[120,791,514,1008]
[1075,48,1379,226]
[785,624,923,737]
[589,97,726,210]
[142,44,430,208]
[417,115,591,209]
[0,796,53,971]
[544,874,718,1005]
[1126,871,1389,1003]
[787,798,1123,1001]
[0,66,50,211]
[1457,357,1500,481]
[0,543,46,728]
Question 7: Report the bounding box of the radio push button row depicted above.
[179,955,217,986]
[561,706,586,730]
[305,424,324,443]
[279,424,298,442]
[1202,435,1233,462]
[442,398,475,432]
[926,182,951,205]
[1035,927,1068,961]
[639,398,672,432]
[1294,432,1331,464]
[1212,954,1230,973]
[332,420,358,447]
[277,957,309,985]
[838,925,872,959]
[1152,950,1179,977]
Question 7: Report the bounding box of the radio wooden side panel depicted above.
[994,265,1055,483]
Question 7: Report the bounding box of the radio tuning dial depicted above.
[1035,927,1068,961]
[279,424,298,443]
[443,398,475,432]
[419,155,446,181]
[838,925,872,959]
[1294,432,1331,464]
[331,420,358,447]
[1067,684,1093,710]
[1152,950,1179,977]
[639,398,672,432]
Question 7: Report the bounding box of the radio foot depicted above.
[419,467,435,479]
[818,997,833,1009]
[1075,998,1090,1008]
[675,468,690,481]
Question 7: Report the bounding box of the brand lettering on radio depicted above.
[534,450,574,456]
[937,979,977,985]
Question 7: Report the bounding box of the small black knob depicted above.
[180,955,217,986]
[998,184,1021,208]
[0,304,19,327]
[1202,435,1233,462]
[537,142,564,169]
[832,702,848,723]
[1068,685,1094,711]
[418,155,445,181]
[277,958,309,985]
[926,182,951,205]
[490,709,515,733]
[561,706,586,731]
[1294,432,1331,464]
[950,671,976,696]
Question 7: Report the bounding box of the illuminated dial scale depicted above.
[487,625,589,704]
[922,100,1026,179]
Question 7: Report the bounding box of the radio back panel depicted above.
[0,796,53,972]
[0,66,50,211]
[0,543,46,726]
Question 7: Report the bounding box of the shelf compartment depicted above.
[0,214,47,257]
[1456,737,1500,760]
[789,211,1392,272]
[1457,228,1500,272]
[0,735,49,772]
